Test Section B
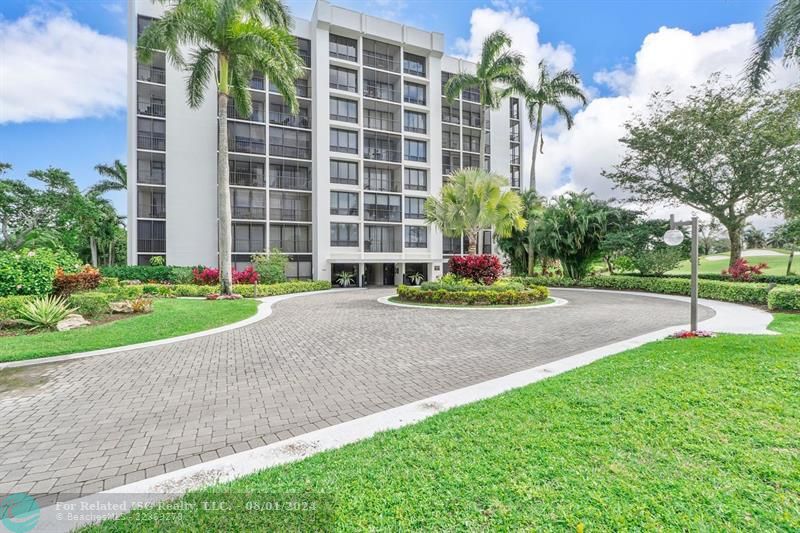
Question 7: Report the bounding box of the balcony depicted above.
[229,137,265,154]
[364,170,400,192]
[364,113,399,133]
[269,174,311,191]
[138,237,165,253]
[331,239,359,247]
[364,206,401,223]
[363,50,400,72]
[138,133,165,151]
[330,206,359,216]
[364,238,401,253]
[137,153,165,185]
[269,110,310,129]
[232,206,266,219]
[363,81,400,103]
[135,97,164,118]
[270,208,311,222]
[228,101,265,122]
[270,239,312,253]
[364,147,401,163]
[137,64,165,84]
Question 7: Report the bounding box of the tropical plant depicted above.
[138,0,304,294]
[770,218,800,275]
[533,191,625,280]
[722,258,768,281]
[336,271,354,287]
[746,0,800,89]
[251,249,288,284]
[743,226,768,249]
[149,255,165,266]
[89,160,127,195]
[600,217,688,276]
[425,168,526,255]
[0,248,81,297]
[17,295,76,330]
[449,255,504,285]
[408,272,424,286]
[443,30,525,171]
[603,79,800,266]
[495,190,544,276]
[522,60,588,192]
[131,297,154,313]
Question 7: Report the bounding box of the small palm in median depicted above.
[424,168,526,255]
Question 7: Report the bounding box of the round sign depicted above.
[663,229,684,246]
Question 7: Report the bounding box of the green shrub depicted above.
[234,280,331,297]
[641,273,800,285]
[96,285,145,300]
[251,250,288,285]
[99,265,177,283]
[68,292,113,318]
[17,295,76,330]
[98,277,119,289]
[0,248,81,296]
[397,283,549,305]
[632,248,685,276]
[768,287,800,311]
[0,295,36,321]
[171,267,195,284]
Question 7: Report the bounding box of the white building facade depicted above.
[128,0,525,285]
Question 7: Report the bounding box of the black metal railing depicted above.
[405,240,427,248]
[331,176,358,186]
[364,206,401,222]
[269,144,311,159]
[364,148,401,162]
[364,239,401,253]
[230,170,265,188]
[405,124,426,134]
[363,83,400,103]
[269,174,311,190]
[363,51,400,72]
[138,134,165,151]
[137,64,165,84]
[330,113,357,123]
[330,206,359,216]
[270,239,312,253]
[269,111,310,129]
[138,238,165,253]
[364,177,400,192]
[270,208,311,222]
[232,206,266,219]
[228,103,265,122]
[405,153,427,163]
[364,115,399,132]
[404,95,426,106]
[138,169,165,185]
[331,239,359,247]
[330,80,357,92]
[405,211,425,220]
[138,204,165,218]
[250,76,265,90]
[230,137,266,154]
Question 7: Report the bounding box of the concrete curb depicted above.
[34,291,775,531]
[0,288,343,370]
[377,294,569,310]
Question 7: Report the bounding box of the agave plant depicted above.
[336,271,355,287]
[17,295,77,331]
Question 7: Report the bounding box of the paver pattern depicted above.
[0,289,712,499]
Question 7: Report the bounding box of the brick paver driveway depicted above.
[0,288,712,499]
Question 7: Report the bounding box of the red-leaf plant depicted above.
[721,258,767,281]
[449,254,504,285]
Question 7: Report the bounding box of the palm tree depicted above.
[90,160,127,195]
[747,0,800,89]
[138,0,303,294]
[424,168,526,255]
[523,60,587,192]
[444,30,525,172]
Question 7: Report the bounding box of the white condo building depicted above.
[128,0,526,285]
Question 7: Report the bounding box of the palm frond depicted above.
[478,30,513,75]
[186,47,216,107]
[443,73,480,103]
[747,0,800,89]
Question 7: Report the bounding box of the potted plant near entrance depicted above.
[336,271,355,287]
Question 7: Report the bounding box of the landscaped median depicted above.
[511,275,800,311]
[396,278,550,307]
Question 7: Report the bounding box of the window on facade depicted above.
[404,168,427,191]
[510,166,520,188]
[330,223,359,246]
[330,160,358,185]
[269,162,310,190]
[511,144,520,165]
[285,256,313,280]
[404,110,426,133]
[137,188,165,218]
[364,167,398,192]
[441,72,455,93]
[405,226,428,248]
[482,230,493,254]
[442,103,460,124]
[330,66,358,92]
[330,191,359,216]
[442,235,463,255]
[229,122,266,154]
[462,86,480,102]
[270,191,311,221]
[363,38,400,72]
[137,220,165,253]
[137,15,156,37]
[137,117,166,151]
[231,188,266,219]
[463,132,481,153]
[404,82,426,105]
[404,139,427,162]
[364,193,401,222]
[296,37,311,67]
[230,159,265,187]
[233,223,265,253]
[330,128,358,154]
[138,152,165,185]
[404,196,425,219]
[270,224,311,253]
[269,127,310,159]
[364,225,401,252]
[330,97,358,123]
[329,34,357,61]
[510,121,520,142]
[403,52,426,77]
[510,97,520,120]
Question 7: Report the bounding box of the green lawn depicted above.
[669,251,796,275]
[87,314,800,531]
[0,299,259,363]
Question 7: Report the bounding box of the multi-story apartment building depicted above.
[128,0,525,285]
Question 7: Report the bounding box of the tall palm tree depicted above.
[747,0,800,89]
[90,160,127,195]
[444,30,525,172]
[523,60,588,193]
[138,0,303,294]
[424,168,526,255]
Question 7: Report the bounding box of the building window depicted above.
[269,162,310,190]
[330,160,358,185]
[329,34,357,62]
[510,97,520,120]
[270,191,311,221]
[269,127,310,159]
[511,143,520,165]
[405,226,428,248]
[364,193,401,222]
[330,128,358,154]
[404,168,427,191]
[403,52,426,77]
[482,230,493,254]
[230,159,265,187]
[137,188,166,218]
[404,110,426,133]
[330,97,358,123]
[137,152,165,185]
[330,66,358,92]
[331,223,359,247]
[404,197,426,219]
[137,117,166,151]
[462,86,480,102]
[296,37,311,67]
[362,38,400,72]
[404,139,427,162]
[404,82,426,105]
[231,188,266,219]
[233,223,265,253]
[270,224,311,253]
[364,225,401,252]
[285,255,313,280]
[137,220,165,253]
[330,191,359,216]
[137,15,156,37]
[364,166,398,192]
[510,121,520,142]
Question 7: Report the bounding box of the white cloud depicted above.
[0,9,127,124]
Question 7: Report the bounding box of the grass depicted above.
[0,299,259,363]
[388,296,556,308]
[86,315,800,531]
[669,251,796,276]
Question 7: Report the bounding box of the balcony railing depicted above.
[138,238,165,253]
[269,144,310,159]
[138,133,165,151]
[405,124,426,134]
[364,115,399,132]
[363,51,400,72]
[138,204,165,218]
[462,90,480,103]
[442,164,458,175]
[232,206,266,220]
[364,239,401,253]
[272,80,310,98]
[443,139,460,150]
[405,211,425,220]
[269,111,310,129]
[331,206,359,216]
[364,206,401,222]
[405,153,427,163]
[330,113,357,123]
[270,208,311,222]
[511,156,521,165]
[137,99,165,118]
[137,64,165,84]
[364,148,401,163]
[405,240,427,248]
[233,241,265,254]
[228,103,265,122]
[442,112,460,125]
[138,169,165,185]
[404,95,426,106]
[299,52,311,67]
[330,80,357,93]
[230,137,266,154]
[364,178,400,193]
[331,239,359,247]
[270,239,312,253]
[363,83,400,103]
[230,170,265,188]
[270,174,311,190]
[510,131,520,142]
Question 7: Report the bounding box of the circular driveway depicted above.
[0,288,713,500]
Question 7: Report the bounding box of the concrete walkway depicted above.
[1,288,716,501]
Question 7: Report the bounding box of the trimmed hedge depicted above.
[768,287,800,311]
[638,272,800,285]
[397,283,549,306]
[131,280,332,299]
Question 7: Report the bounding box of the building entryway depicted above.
[364,263,397,286]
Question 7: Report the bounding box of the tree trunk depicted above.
[218,90,233,295]
[727,224,743,267]
[478,105,486,171]
[530,103,543,193]
[90,236,98,267]
[467,231,478,255]
[526,233,536,276]
[108,241,114,266]
[605,256,615,275]
[788,244,795,276]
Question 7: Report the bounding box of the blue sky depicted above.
[0,0,781,216]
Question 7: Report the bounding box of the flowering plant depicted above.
[668,330,715,339]
[721,258,767,281]
[232,266,259,284]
